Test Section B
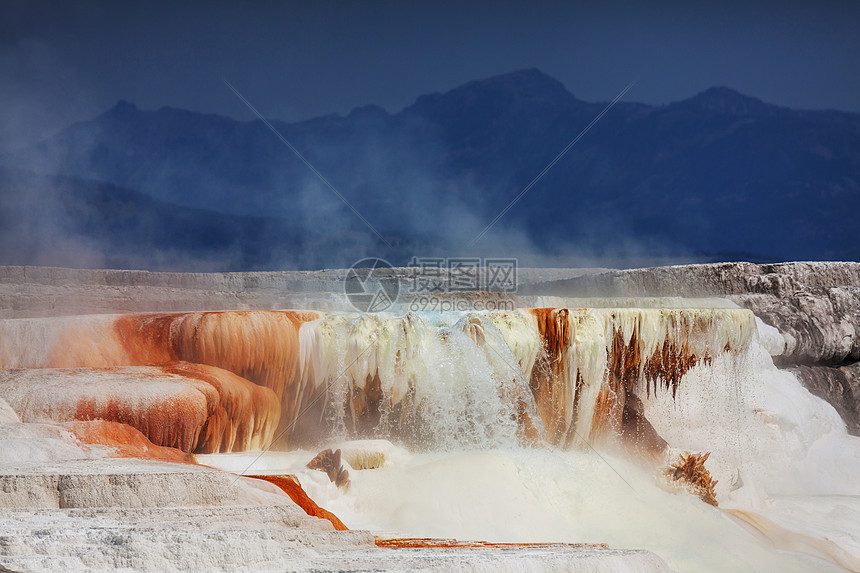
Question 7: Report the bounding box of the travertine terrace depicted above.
[1,263,858,572]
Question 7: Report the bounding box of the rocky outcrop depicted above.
[306,449,350,489]
[662,451,718,507]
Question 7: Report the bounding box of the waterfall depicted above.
[291,307,754,452]
[0,307,755,454]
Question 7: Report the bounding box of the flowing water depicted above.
[199,307,860,572]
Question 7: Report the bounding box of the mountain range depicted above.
[2,68,858,270]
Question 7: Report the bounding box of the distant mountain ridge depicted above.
[2,68,859,270]
[0,169,310,271]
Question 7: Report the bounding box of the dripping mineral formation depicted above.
[0,307,754,459]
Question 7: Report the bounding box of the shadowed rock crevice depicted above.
[788,362,860,434]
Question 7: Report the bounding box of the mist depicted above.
[0,88,707,272]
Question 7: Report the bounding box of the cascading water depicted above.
[297,311,541,450]
[289,307,755,455]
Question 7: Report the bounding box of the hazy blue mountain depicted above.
[3,68,859,269]
[0,169,371,271]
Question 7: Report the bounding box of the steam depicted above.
[0,52,699,271]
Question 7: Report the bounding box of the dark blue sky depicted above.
[2,0,859,153]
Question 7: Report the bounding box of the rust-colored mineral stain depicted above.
[248,474,348,531]
[115,311,317,387]
[160,362,281,454]
[113,311,318,447]
[114,313,179,365]
[529,308,573,445]
[35,362,281,454]
[644,340,700,399]
[66,420,194,464]
[7,311,318,451]
[163,311,319,439]
[374,537,609,549]
[514,396,542,446]
[606,326,642,405]
[69,375,209,453]
[167,311,316,395]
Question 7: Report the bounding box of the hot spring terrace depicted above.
[0,306,755,459]
[1,270,858,573]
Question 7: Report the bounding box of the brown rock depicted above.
[307,448,350,489]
